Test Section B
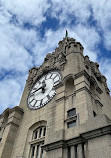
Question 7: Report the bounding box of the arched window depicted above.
[29,126,46,158]
[65,77,74,96]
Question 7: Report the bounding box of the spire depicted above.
[65,30,68,38]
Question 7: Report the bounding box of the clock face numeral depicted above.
[46,73,51,79]
[40,99,43,106]
[35,100,41,107]
[27,71,61,110]
[53,76,60,86]
[47,94,50,100]
[51,73,57,79]
[29,99,37,107]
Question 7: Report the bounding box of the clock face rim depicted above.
[27,70,62,110]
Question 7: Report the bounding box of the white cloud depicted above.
[0,30,32,72]
[0,77,24,114]
[1,0,50,25]
[50,0,91,24]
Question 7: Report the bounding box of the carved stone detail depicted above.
[27,37,84,90]
[85,55,110,94]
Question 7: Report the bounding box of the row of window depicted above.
[30,108,96,158]
[31,144,43,158]
[33,126,46,140]
[31,126,46,158]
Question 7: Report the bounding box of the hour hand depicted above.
[30,81,46,95]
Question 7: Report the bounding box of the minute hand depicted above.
[30,83,46,95]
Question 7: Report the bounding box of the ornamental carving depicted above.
[84,55,110,94]
[27,37,84,90]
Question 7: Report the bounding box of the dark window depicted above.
[36,145,39,158]
[67,108,76,117]
[93,111,97,117]
[32,146,35,158]
[43,127,46,136]
[75,145,78,158]
[34,131,38,139]
[0,138,2,143]
[67,120,76,128]
[68,147,71,158]
[40,149,43,158]
[39,128,42,138]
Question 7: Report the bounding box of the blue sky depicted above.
[0,0,111,114]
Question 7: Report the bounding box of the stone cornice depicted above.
[6,121,19,128]
[9,106,24,115]
[0,106,24,119]
[75,70,90,81]
[74,70,103,94]
[43,124,111,151]
[0,108,10,118]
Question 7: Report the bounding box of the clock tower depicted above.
[0,35,111,158]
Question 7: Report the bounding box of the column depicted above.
[78,144,84,158]
[71,146,76,158]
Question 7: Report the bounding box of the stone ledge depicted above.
[43,124,111,151]
[9,106,24,115]
[43,115,111,151]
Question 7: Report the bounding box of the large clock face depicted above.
[27,71,61,109]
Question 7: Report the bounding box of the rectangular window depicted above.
[67,120,76,128]
[67,108,76,117]
[32,146,35,158]
[36,145,39,158]
[39,128,42,138]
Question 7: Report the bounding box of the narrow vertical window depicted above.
[40,149,43,158]
[43,127,46,136]
[75,145,77,158]
[32,146,35,158]
[82,143,85,158]
[35,131,38,139]
[36,145,39,158]
[39,128,42,138]
[93,111,97,117]
[68,147,71,158]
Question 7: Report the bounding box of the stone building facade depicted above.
[0,36,111,158]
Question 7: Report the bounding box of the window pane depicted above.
[36,145,39,158]
[32,146,35,158]
[35,131,38,139]
[40,149,43,158]
[67,108,76,117]
[43,127,46,136]
[67,120,76,128]
[39,128,42,138]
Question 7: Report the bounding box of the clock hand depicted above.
[30,81,46,95]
